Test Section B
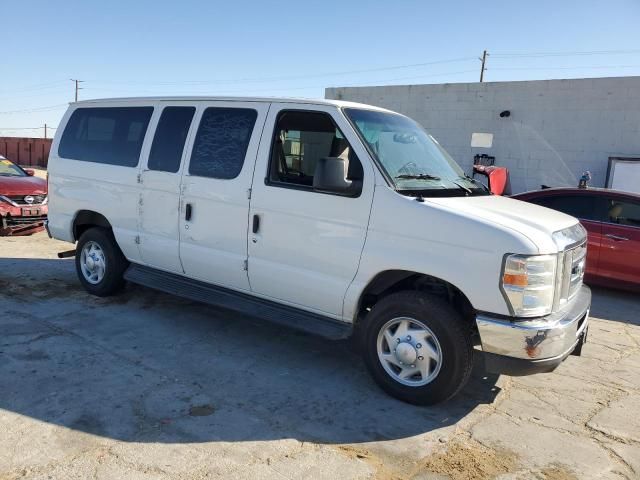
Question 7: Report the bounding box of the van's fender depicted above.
[343,186,538,320]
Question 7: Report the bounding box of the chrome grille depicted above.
[7,194,47,205]
[557,241,586,309]
[568,243,587,300]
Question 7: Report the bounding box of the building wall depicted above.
[0,137,52,168]
[326,76,640,193]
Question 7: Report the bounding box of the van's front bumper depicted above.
[476,285,591,376]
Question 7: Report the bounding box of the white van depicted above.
[47,97,590,404]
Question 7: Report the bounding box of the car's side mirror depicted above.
[313,157,357,195]
[24,168,35,176]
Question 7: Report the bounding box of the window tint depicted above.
[269,110,363,190]
[606,198,640,227]
[148,107,195,173]
[59,107,153,167]
[189,107,257,179]
[531,195,600,221]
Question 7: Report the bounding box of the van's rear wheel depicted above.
[75,227,128,297]
[362,291,473,405]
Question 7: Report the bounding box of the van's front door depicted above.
[139,104,197,272]
[247,105,374,318]
[180,102,269,292]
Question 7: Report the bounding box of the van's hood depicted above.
[0,175,47,196]
[425,194,579,253]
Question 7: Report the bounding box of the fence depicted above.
[0,137,52,168]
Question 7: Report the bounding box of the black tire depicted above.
[75,227,128,297]
[361,290,473,405]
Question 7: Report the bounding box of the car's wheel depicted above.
[75,227,128,297]
[361,290,473,405]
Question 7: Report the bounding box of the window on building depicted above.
[189,107,257,179]
[148,107,195,173]
[59,107,154,167]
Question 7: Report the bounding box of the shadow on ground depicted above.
[588,285,639,326]
[0,257,500,444]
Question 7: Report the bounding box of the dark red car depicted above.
[513,187,640,292]
[0,155,48,236]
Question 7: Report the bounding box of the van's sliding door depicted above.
[179,101,269,292]
[138,103,198,273]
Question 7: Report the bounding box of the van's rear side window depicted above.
[189,107,257,179]
[59,107,154,167]
[148,106,196,173]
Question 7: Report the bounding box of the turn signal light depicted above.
[503,273,528,287]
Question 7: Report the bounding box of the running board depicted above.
[124,264,352,340]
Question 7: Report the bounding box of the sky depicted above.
[1,0,640,137]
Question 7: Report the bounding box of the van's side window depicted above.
[268,110,363,191]
[148,107,195,173]
[189,107,257,179]
[59,107,153,167]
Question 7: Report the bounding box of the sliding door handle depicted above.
[252,214,260,234]
[185,203,193,221]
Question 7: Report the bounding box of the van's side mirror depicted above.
[313,157,354,195]
[24,168,35,176]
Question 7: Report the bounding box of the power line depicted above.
[84,57,477,87]
[1,49,638,99]
[269,69,479,90]
[0,126,58,130]
[491,49,640,58]
[0,86,72,102]
[0,80,68,95]
[82,49,640,87]
[491,64,640,71]
[0,104,68,115]
[81,69,479,97]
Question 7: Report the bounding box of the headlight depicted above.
[501,254,557,317]
[552,223,586,250]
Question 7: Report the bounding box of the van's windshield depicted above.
[344,108,488,196]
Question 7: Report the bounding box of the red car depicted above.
[513,187,640,292]
[0,155,48,236]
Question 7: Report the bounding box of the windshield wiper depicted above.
[457,174,489,192]
[395,173,441,181]
[450,179,473,194]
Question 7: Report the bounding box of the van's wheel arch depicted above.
[360,290,473,405]
[75,227,128,297]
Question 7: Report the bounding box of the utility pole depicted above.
[479,50,488,82]
[70,78,84,102]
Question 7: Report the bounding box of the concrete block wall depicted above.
[326,77,640,193]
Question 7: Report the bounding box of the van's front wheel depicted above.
[362,291,473,405]
[75,227,128,297]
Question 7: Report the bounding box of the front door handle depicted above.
[185,203,193,221]
[252,214,260,234]
[605,233,628,241]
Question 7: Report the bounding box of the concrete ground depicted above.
[1,232,639,480]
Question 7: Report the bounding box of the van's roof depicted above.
[72,96,394,112]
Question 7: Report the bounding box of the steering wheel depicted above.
[397,161,419,176]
